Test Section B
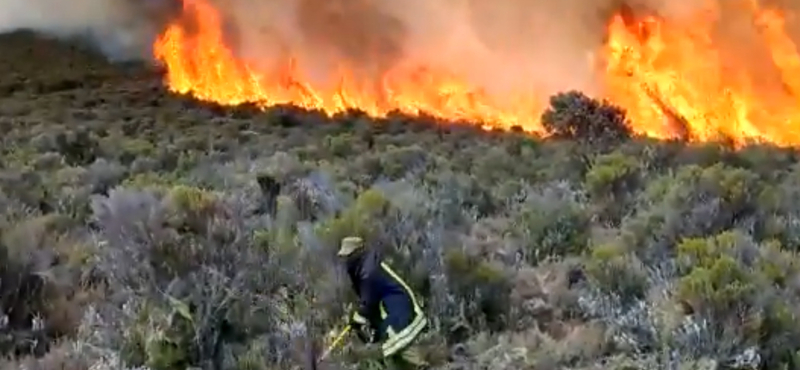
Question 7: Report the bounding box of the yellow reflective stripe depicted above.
[382,314,427,356]
[380,302,388,319]
[378,262,428,357]
[380,262,423,314]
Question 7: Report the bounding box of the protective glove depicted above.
[348,312,374,343]
[349,311,369,327]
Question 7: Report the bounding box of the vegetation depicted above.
[1,31,799,370]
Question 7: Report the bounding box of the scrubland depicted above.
[0,31,797,370]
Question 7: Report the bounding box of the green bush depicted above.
[444,248,512,332]
[621,164,763,260]
[315,188,390,250]
[585,243,648,300]
[677,254,755,317]
[585,152,640,197]
[675,233,758,318]
[673,231,800,366]
[512,191,590,264]
[164,185,219,234]
[585,151,641,223]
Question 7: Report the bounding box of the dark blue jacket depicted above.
[346,250,427,357]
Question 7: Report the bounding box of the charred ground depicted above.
[1,31,800,370]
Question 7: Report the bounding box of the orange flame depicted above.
[603,1,800,145]
[154,0,800,146]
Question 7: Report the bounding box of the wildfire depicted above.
[153,0,800,146]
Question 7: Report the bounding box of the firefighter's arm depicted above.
[356,257,380,321]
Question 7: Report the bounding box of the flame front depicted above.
[603,1,800,145]
[154,0,800,146]
[153,0,545,132]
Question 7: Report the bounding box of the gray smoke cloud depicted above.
[1,0,798,103]
[0,0,179,60]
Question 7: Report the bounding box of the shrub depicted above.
[585,243,648,300]
[621,164,762,261]
[674,231,800,366]
[54,129,99,166]
[509,183,590,264]
[443,248,512,334]
[472,146,533,186]
[0,342,90,370]
[585,151,642,224]
[315,188,390,250]
[163,184,220,234]
[0,214,90,357]
[758,163,800,247]
[677,254,755,319]
[323,133,357,158]
[378,144,429,179]
[117,138,156,164]
[534,140,590,182]
[731,143,796,181]
[541,90,631,150]
[84,187,311,369]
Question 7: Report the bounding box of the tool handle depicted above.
[319,325,351,361]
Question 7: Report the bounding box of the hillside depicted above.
[0,31,799,370]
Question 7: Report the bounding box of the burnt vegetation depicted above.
[0,31,798,370]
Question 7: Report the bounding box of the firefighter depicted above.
[337,236,429,369]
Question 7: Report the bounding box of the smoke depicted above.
[217,0,624,98]
[208,0,800,102]
[0,0,179,61]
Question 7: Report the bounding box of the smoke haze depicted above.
[0,0,179,60]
